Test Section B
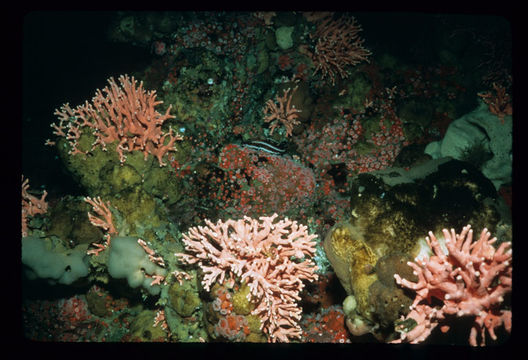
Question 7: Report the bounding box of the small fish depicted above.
[241,139,286,155]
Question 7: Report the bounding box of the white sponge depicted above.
[107,236,167,295]
[22,236,89,285]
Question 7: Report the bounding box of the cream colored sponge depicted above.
[107,236,167,295]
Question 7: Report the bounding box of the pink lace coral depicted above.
[263,87,301,137]
[176,214,318,342]
[393,225,512,346]
[50,74,182,166]
[21,176,48,237]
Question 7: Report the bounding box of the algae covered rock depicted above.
[367,253,415,329]
[86,286,110,317]
[112,188,163,232]
[100,163,142,193]
[48,196,103,246]
[323,221,377,300]
[256,47,270,74]
[129,310,167,341]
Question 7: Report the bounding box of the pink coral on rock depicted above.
[50,74,182,166]
[392,225,512,346]
[176,214,319,342]
[21,175,48,237]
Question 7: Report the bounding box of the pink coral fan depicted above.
[50,74,182,166]
[176,214,319,342]
[393,225,512,346]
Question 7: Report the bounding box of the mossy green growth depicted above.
[398,100,433,129]
[354,140,377,157]
[104,163,142,193]
[367,253,415,328]
[56,128,183,199]
[169,281,201,317]
[246,314,262,333]
[55,135,115,194]
[323,221,378,314]
[398,99,433,143]
[142,164,183,205]
[139,228,158,245]
[264,31,277,50]
[360,114,382,140]
[112,188,162,231]
[245,314,266,342]
[161,50,234,133]
[232,284,253,316]
[48,196,102,246]
[86,287,109,317]
[98,150,181,199]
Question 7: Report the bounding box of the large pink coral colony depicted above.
[176,214,319,342]
[51,74,182,166]
[393,225,512,346]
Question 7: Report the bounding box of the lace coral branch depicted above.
[84,196,118,255]
[21,175,48,237]
[263,87,301,137]
[309,15,371,85]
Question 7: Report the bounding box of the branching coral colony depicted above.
[176,214,318,342]
[393,225,512,346]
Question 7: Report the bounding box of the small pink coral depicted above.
[263,87,301,137]
[21,175,48,237]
